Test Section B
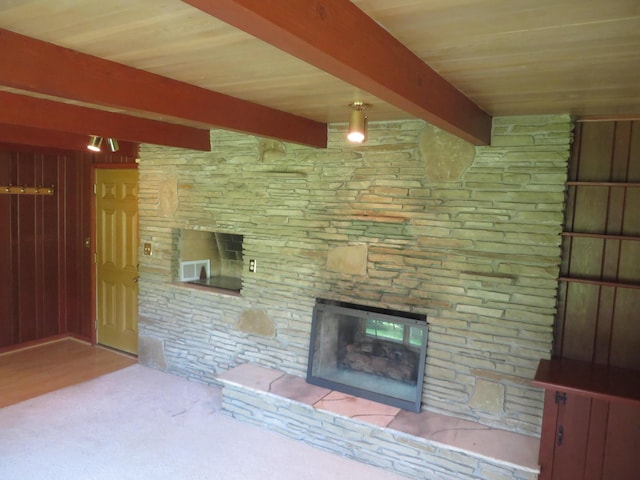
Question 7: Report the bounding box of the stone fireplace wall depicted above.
[137,116,572,436]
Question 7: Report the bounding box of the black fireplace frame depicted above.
[306,299,428,412]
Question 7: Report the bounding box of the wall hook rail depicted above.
[1,185,55,196]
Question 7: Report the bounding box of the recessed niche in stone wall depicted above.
[179,229,243,292]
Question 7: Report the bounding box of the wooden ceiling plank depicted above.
[0,124,139,156]
[182,0,492,145]
[0,91,211,151]
[0,28,327,148]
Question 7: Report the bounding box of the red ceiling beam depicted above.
[0,29,327,148]
[0,92,211,151]
[182,0,492,145]
[0,124,138,157]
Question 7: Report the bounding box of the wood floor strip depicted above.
[0,337,137,408]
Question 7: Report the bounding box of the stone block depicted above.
[492,135,536,146]
[235,309,276,337]
[257,138,286,162]
[457,304,505,318]
[326,244,368,275]
[138,334,168,370]
[470,379,506,414]
[157,177,179,217]
[419,124,476,181]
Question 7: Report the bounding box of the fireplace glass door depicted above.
[307,299,428,412]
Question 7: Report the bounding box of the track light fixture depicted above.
[347,102,370,143]
[87,135,103,152]
[107,138,119,152]
[87,136,120,152]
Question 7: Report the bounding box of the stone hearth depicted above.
[218,363,539,480]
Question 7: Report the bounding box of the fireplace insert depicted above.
[307,299,428,412]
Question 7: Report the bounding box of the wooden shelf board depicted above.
[566,181,640,187]
[561,232,640,242]
[558,276,640,290]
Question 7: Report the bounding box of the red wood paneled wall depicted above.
[555,121,640,370]
[0,146,136,348]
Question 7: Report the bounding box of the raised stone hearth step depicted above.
[218,364,539,480]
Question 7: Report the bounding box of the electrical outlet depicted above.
[249,259,256,272]
[143,243,152,256]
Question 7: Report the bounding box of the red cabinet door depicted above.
[539,391,640,480]
[601,402,640,480]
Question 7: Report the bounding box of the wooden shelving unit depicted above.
[540,119,640,480]
[559,179,640,292]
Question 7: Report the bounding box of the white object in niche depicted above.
[180,259,210,281]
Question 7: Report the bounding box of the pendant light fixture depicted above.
[347,102,370,143]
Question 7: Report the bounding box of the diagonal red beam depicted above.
[0,92,211,151]
[182,0,492,145]
[0,28,327,148]
[0,124,139,157]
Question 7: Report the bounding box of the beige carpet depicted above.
[0,364,407,480]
